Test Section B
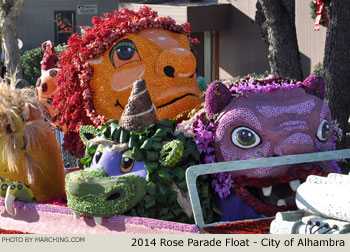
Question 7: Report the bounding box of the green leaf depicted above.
[160,118,175,129]
[153,128,166,139]
[160,212,175,220]
[86,143,98,155]
[140,139,153,150]
[131,147,144,161]
[176,132,185,143]
[159,208,169,216]
[158,169,172,185]
[144,197,156,209]
[170,207,183,217]
[139,135,147,143]
[200,185,209,198]
[146,151,159,162]
[176,180,187,191]
[158,184,169,195]
[150,136,162,142]
[173,167,185,180]
[112,127,121,142]
[145,162,158,171]
[119,129,130,143]
[128,137,139,149]
[146,183,156,195]
[151,141,163,151]
[101,126,111,139]
[80,156,92,165]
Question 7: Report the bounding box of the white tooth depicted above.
[277,199,287,206]
[289,180,301,191]
[93,217,103,225]
[5,194,16,216]
[262,186,272,196]
[73,212,80,220]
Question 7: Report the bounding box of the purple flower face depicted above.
[86,146,147,179]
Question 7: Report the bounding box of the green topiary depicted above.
[21,47,43,86]
[68,118,214,224]
[311,62,324,77]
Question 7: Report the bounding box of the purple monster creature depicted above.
[202,75,342,221]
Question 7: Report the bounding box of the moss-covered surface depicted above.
[66,171,146,217]
[72,118,214,223]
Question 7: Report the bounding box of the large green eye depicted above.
[231,127,261,149]
[316,119,330,142]
[120,150,135,173]
[109,39,139,68]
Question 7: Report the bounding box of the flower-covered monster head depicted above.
[202,75,342,221]
[52,7,201,155]
[65,80,212,224]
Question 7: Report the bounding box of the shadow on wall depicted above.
[300,52,311,79]
[219,5,270,79]
[219,5,312,80]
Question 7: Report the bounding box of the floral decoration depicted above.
[310,0,330,30]
[52,6,198,156]
[189,76,342,199]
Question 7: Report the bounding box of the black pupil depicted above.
[121,157,134,169]
[237,129,256,146]
[322,122,330,138]
[117,46,135,60]
[95,151,103,163]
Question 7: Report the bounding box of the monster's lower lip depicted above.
[156,93,198,109]
[233,164,328,217]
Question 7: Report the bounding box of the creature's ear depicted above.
[79,125,99,146]
[302,74,326,100]
[205,82,231,116]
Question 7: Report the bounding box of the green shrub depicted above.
[21,44,67,87]
[21,47,43,86]
[311,62,324,77]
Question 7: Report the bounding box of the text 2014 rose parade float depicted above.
[0,6,346,234]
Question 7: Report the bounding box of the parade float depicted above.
[0,6,349,234]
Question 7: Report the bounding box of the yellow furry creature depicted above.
[0,77,65,215]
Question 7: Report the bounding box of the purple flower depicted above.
[204,155,215,163]
[212,172,234,199]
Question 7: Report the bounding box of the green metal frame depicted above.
[186,149,350,229]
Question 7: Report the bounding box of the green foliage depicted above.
[77,119,214,224]
[311,62,324,77]
[21,44,67,87]
[21,47,43,86]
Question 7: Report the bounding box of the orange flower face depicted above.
[88,28,201,120]
[36,69,66,132]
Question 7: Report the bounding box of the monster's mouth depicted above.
[106,192,121,201]
[233,164,328,217]
[157,93,198,109]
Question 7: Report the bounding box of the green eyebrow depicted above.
[109,39,138,68]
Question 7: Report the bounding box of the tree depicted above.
[323,0,350,148]
[0,0,23,79]
[255,0,349,148]
[255,0,303,81]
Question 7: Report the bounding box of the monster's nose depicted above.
[155,48,196,79]
[274,133,317,156]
